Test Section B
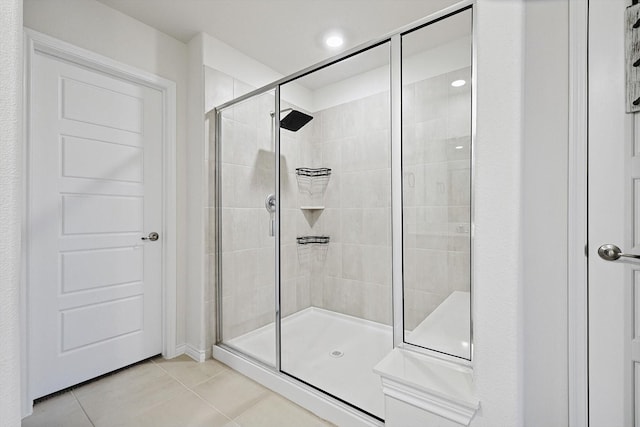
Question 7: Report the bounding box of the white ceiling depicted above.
[96,0,460,76]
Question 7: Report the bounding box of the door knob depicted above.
[598,243,640,261]
[141,232,159,241]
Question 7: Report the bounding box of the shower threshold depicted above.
[225,307,392,419]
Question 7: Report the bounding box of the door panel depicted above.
[61,76,144,133]
[28,50,163,399]
[61,296,144,351]
[61,135,144,182]
[60,247,143,292]
[61,194,143,234]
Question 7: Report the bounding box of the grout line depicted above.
[148,360,192,392]
[185,387,238,426]
[71,389,96,427]
[188,366,229,389]
[152,354,231,387]
[170,361,272,423]
[76,360,189,425]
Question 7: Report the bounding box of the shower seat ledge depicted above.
[374,348,479,426]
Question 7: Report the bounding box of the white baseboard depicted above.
[185,344,206,362]
[173,344,186,357]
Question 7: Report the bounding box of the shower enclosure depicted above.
[212,3,473,423]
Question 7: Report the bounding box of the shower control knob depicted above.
[141,232,159,241]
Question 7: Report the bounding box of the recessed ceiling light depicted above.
[455,145,464,150]
[325,34,344,48]
[451,79,466,87]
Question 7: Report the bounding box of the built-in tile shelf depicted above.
[300,206,325,210]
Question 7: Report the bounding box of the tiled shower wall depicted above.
[205,66,316,342]
[402,67,472,330]
[206,65,471,340]
[311,91,393,326]
[298,68,471,329]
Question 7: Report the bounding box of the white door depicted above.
[28,48,163,399]
[590,0,637,425]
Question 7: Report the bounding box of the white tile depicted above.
[281,278,298,316]
[256,247,275,284]
[74,363,186,427]
[362,130,390,171]
[233,392,333,427]
[414,249,449,294]
[448,166,471,206]
[362,208,390,246]
[340,209,363,244]
[363,170,391,208]
[340,172,363,208]
[342,244,363,281]
[22,392,92,427]
[234,249,258,296]
[323,243,342,278]
[321,276,344,313]
[362,245,392,287]
[402,84,416,125]
[448,251,471,292]
[420,163,449,206]
[415,75,447,123]
[362,283,392,325]
[361,91,390,133]
[193,370,270,419]
[129,390,233,427]
[343,279,366,318]
[323,173,340,209]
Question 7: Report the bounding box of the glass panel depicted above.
[401,9,473,359]
[279,42,392,420]
[218,89,277,366]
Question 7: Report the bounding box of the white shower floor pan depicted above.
[226,307,392,419]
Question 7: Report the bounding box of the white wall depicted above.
[185,33,207,359]
[202,34,313,112]
[471,0,524,424]
[522,0,569,425]
[0,0,23,424]
[23,0,190,348]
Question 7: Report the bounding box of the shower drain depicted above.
[330,350,344,358]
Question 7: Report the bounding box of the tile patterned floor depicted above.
[22,355,335,427]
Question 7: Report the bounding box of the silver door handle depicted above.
[598,244,640,261]
[141,232,159,241]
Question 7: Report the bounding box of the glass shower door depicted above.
[217,89,277,366]
[401,8,473,360]
[278,42,392,420]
